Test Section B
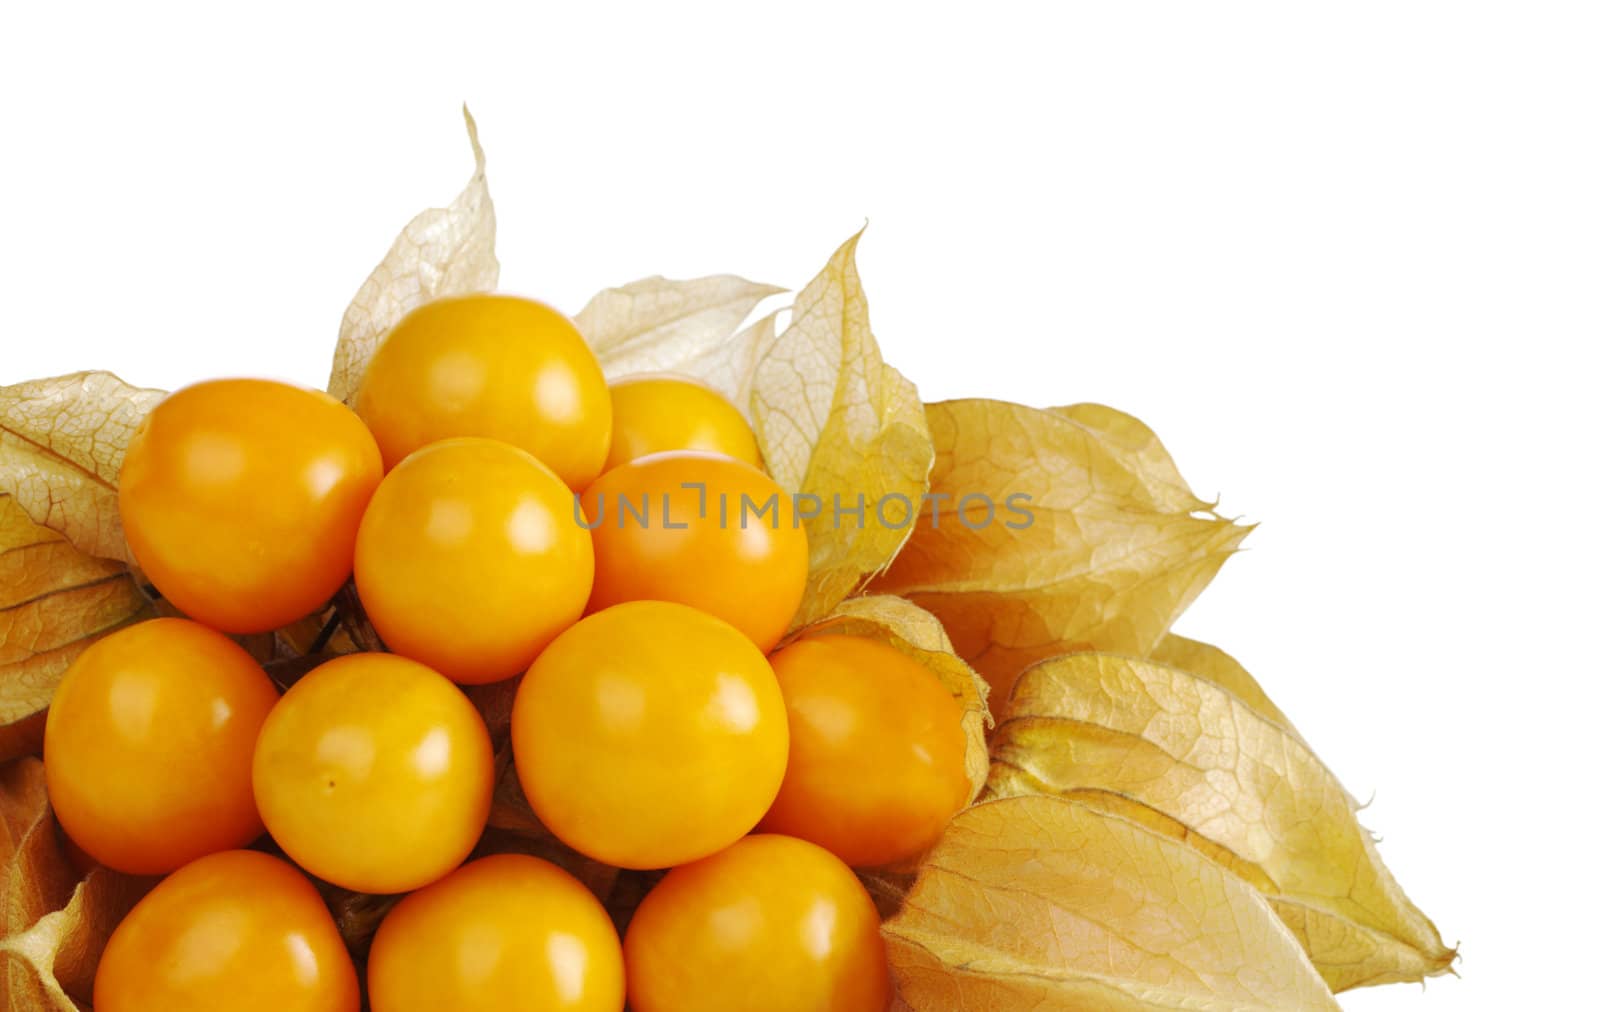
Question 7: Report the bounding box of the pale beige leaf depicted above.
[988,653,1456,991]
[3,759,77,937]
[717,311,780,414]
[872,399,1249,710]
[3,757,77,1008]
[1149,634,1303,744]
[1,909,77,1012]
[1052,403,1210,514]
[0,372,165,563]
[327,106,500,403]
[751,231,934,625]
[575,275,784,407]
[984,768,1282,893]
[1,496,151,752]
[796,594,990,810]
[1,867,147,1012]
[882,795,1339,1011]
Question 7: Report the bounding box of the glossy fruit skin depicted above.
[354,437,594,684]
[252,652,493,893]
[44,618,278,875]
[624,834,891,1012]
[512,601,788,870]
[119,378,383,633]
[581,452,807,651]
[759,635,970,867]
[368,854,624,1011]
[603,375,762,474]
[94,849,360,1012]
[355,294,612,489]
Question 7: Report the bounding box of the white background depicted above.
[5,3,1597,1009]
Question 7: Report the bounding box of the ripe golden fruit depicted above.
[355,293,612,489]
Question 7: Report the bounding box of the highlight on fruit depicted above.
[0,109,1454,1011]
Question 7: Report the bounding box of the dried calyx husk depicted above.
[1,108,1454,1011]
[985,650,1456,993]
[0,492,152,764]
[882,795,1342,1011]
[871,398,1252,711]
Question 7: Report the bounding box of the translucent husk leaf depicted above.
[575,275,784,408]
[987,652,1456,991]
[3,758,75,936]
[881,795,1339,1011]
[2,758,151,1010]
[1,496,152,761]
[793,594,990,811]
[327,106,500,404]
[1,868,149,1011]
[751,231,934,626]
[872,399,1249,711]
[1050,403,1210,514]
[0,372,166,563]
[1149,634,1304,745]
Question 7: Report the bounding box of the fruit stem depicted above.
[333,583,385,653]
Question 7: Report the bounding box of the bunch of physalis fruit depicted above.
[0,112,1455,1012]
